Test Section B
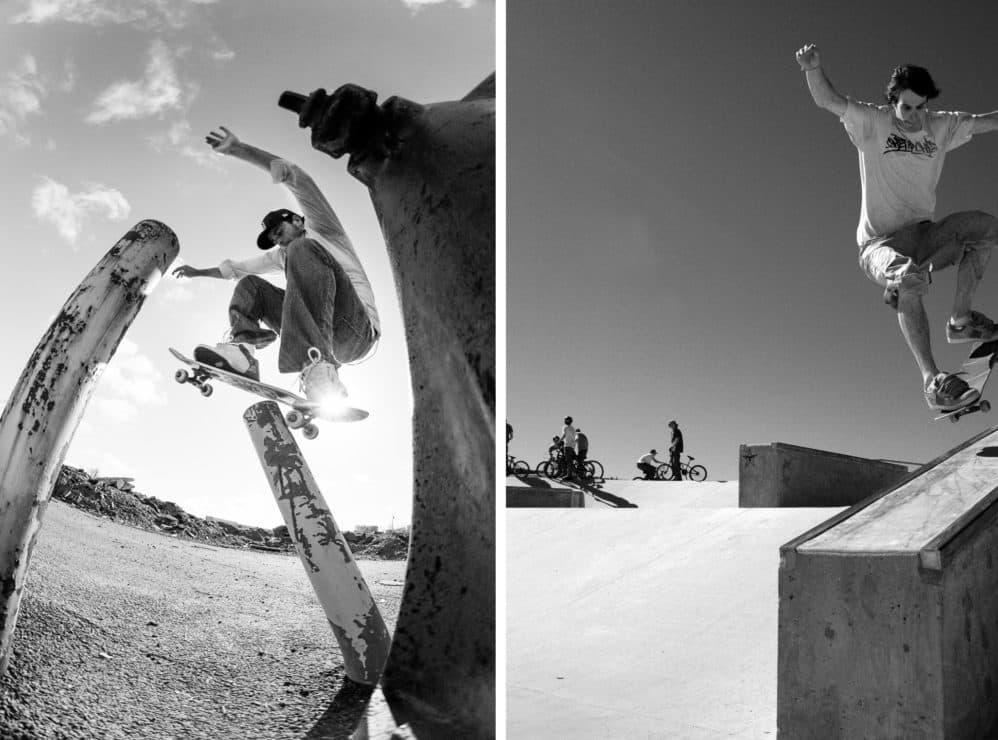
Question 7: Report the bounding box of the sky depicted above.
[508,0,998,482]
[0,0,495,529]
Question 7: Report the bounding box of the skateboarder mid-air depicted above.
[171,126,380,410]
[796,43,998,412]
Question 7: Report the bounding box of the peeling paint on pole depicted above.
[243,401,390,686]
[0,220,178,674]
[285,75,495,737]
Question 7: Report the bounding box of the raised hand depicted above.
[205,126,239,153]
[171,264,199,279]
[796,43,821,72]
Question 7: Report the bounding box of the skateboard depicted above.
[933,339,998,423]
[169,348,368,439]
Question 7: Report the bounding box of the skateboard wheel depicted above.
[303,423,319,440]
[983,401,992,413]
[200,383,213,397]
[286,410,304,428]
[950,415,959,424]
[175,369,189,384]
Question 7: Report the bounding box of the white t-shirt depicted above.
[840,99,974,245]
[561,424,576,450]
[638,453,659,466]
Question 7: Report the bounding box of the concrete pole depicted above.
[284,75,495,737]
[0,220,178,674]
[243,400,391,686]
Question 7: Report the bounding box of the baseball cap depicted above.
[256,209,300,249]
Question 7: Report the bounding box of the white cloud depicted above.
[147,119,220,169]
[160,281,196,303]
[31,177,131,244]
[0,54,46,145]
[11,0,220,30]
[99,338,168,407]
[91,397,138,422]
[88,339,168,423]
[60,57,77,92]
[86,40,184,123]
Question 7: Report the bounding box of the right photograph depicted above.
[506,2,998,738]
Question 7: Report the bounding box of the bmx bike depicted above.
[655,455,707,482]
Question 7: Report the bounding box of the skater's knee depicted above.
[887,272,929,310]
[235,275,268,292]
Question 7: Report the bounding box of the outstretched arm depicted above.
[172,265,223,279]
[796,43,847,117]
[206,126,280,172]
[970,112,998,135]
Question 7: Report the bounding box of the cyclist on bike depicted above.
[548,436,564,458]
[637,449,665,480]
[668,420,684,481]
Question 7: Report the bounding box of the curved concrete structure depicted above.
[244,401,391,686]
[0,221,179,674]
[284,76,495,737]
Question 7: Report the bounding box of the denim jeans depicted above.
[228,238,377,373]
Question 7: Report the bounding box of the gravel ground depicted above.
[0,500,406,739]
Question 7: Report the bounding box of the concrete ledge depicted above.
[777,426,998,739]
[506,487,585,508]
[506,476,585,508]
[739,442,909,507]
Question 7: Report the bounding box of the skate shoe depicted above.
[300,347,347,407]
[946,311,998,344]
[193,342,260,381]
[924,372,979,411]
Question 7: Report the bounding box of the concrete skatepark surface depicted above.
[506,479,842,738]
[0,499,405,739]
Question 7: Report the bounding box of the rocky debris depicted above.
[52,465,407,559]
[342,529,409,560]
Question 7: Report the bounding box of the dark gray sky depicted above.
[508,0,998,479]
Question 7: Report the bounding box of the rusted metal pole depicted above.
[0,220,179,674]
[243,400,391,686]
[284,75,495,737]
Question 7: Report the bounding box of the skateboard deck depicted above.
[933,339,998,423]
[169,348,367,437]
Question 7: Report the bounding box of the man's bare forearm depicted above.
[187,267,224,279]
[971,111,998,135]
[226,141,281,173]
[804,66,847,116]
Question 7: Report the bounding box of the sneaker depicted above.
[193,342,260,381]
[924,372,979,411]
[946,310,998,344]
[300,348,347,404]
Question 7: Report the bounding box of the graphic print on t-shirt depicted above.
[884,132,938,158]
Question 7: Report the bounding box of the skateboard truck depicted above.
[173,364,321,439]
[942,399,991,424]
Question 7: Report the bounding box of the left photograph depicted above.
[0,1,495,738]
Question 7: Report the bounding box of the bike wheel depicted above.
[588,460,604,480]
[512,460,531,478]
[655,463,673,481]
[688,464,707,482]
[540,460,559,478]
